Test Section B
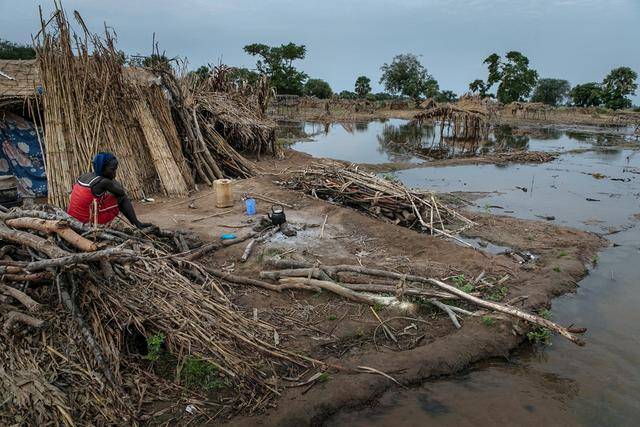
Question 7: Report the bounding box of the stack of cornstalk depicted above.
[290,164,475,239]
[35,7,193,207]
[0,204,314,424]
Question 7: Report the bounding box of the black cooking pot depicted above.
[268,205,286,226]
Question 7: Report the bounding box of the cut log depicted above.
[279,278,416,312]
[6,217,98,252]
[0,222,70,258]
[25,248,138,272]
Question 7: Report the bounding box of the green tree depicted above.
[304,78,332,99]
[434,90,458,103]
[570,82,603,107]
[0,39,36,59]
[531,78,571,106]
[191,65,210,82]
[354,76,372,98]
[601,66,638,110]
[228,67,260,85]
[469,79,491,98]
[243,42,308,95]
[481,51,539,104]
[379,53,439,106]
[338,90,357,100]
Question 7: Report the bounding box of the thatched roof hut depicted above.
[193,91,277,157]
[0,59,40,107]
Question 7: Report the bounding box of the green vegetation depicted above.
[318,372,330,382]
[553,266,562,272]
[0,39,36,59]
[527,308,552,345]
[144,333,165,362]
[570,82,603,107]
[482,316,497,327]
[469,79,492,98]
[434,90,458,103]
[182,356,225,391]
[451,274,474,293]
[591,255,599,265]
[327,314,337,321]
[304,78,333,99]
[476,51,539,104]
[381,172,399,183]
[531,78,571,106]
[379,53,439,106]
[601,66,638,110]
[243,42,307,95]
[557,250,568,258]
[487,286,508,302]
[338,90,358,100]
[355,75,372,98]
[372,302,385,312]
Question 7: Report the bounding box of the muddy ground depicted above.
[136,148,604,425]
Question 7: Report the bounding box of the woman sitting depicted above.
[67,152,152,229]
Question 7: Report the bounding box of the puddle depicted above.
[395,149,640,233]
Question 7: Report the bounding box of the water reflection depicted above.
[290,119,634,165]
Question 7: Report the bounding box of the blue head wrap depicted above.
[92,152,116,176]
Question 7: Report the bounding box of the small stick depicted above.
[320,214,328,239]
[192,210,233,222]
[429,299,461,329]
[370,306,397,343]
[249,193,293,209]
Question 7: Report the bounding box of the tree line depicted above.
[1,38,637,110]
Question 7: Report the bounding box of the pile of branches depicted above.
[0,205,314,424]
[289,164,475,239]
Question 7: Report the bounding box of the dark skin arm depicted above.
[92,178,152,229]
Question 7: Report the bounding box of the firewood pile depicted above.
[289,164,475,238]
[0,205,313,425]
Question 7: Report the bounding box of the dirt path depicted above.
[136,151,604,425]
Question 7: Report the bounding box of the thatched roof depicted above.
[0,59,40,103]
[200,92,275,131]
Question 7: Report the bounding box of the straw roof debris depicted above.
[0,59,40,106]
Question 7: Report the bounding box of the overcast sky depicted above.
[2,0,639,102]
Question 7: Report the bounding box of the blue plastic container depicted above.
[245,198,256,215]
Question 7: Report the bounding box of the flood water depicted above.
[289,119,632,164]
[289,120,640,426]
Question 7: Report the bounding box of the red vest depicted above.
[67,175,119,224]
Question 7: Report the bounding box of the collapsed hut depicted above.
[414,95,496,142]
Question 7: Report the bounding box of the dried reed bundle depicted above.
[34,5,193,207]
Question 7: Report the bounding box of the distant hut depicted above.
[413,95,495,142]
